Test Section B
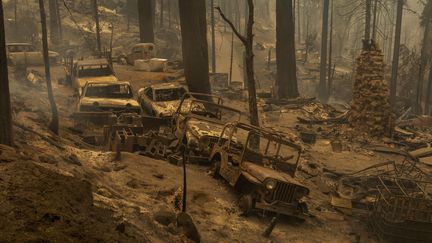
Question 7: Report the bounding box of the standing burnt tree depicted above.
[319,0,329,102]
[0,0,12,145]
[419,0,432,114]
[276,0,299,99]
[138,0,155,43]
[92,0,101,53]
[390,0,404,107]
[178,0,211,95]
[39,0,59,135]
[217,0,259,126]
[48,0,61,45]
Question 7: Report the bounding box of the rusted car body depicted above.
[172,93,241,162]
[74,80,140,126]
[69,59,118,93]
[6,43,60,66]
[137,83,188,117]
[209,123,309,217]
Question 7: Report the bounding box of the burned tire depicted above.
[210,156,221,178]
[238,194,254,216]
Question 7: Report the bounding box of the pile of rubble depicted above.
[348,45,394,136]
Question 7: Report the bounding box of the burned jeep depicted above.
[173,93,242,163]
[209,123,309,217]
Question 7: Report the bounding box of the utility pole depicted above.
[211,0,216,74]
[38,0,59,135]
[0,0,12,145]
[92,0,101,54]
[390,0,404,107]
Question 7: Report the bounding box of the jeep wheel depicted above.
[238,194,254,216]
[210,157,221,178]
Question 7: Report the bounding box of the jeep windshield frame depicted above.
[218,123,302,177]
[175,93,241,123]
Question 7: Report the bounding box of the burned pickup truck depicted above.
[67,58,118,93]
[209,122,309,217]
[74,80,141,127]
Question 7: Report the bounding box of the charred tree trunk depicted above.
[327,0,334,98]
[217,0,259,126]
[418,1,432,114]
[319,0,329,101]
[297,0,301,44]
[390,0,404,107]
[39,0,59,135]
[48,0,60,45]
[276,0,299,99]
[92,0,101,53]
[211,0,216,73]
[178,0,211,95]
[138,0,155,43]
[160,0,164,28]
[0,1,12,145]
[425,65,432,115]
[371,0,378,41]
[364,0,372,45]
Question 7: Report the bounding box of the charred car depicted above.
[209,123,309,217]
[6,43,60,66]
[76,80,140,115]
[115,43,156,65]
[172,94,242,162]
[69,59,118,93]
[137,83,188,117]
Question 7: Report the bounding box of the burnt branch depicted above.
[215,6,247,44]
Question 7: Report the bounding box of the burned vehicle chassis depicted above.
[210,122,309,217]
[370,176,432,242]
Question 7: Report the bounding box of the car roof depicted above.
[6,43,33,46]
[133,43,155,47]
[86,80,130,85]
[150,83,183,90]
[77,59,110,66]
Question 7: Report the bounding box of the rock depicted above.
[153,173,165,180]
[154,210,176,226]
[115,222,126,233]
[66,154,82,166]
[38,154,58,164]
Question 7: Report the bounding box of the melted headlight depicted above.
[265,179,277,191]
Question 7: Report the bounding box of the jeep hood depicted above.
[151,100,181,116]
[80,97,139,108]
[77,75,118,88]
[241,162,307,189]
[186,118,224,139]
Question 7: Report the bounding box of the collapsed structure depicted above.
[349,44,394,136]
